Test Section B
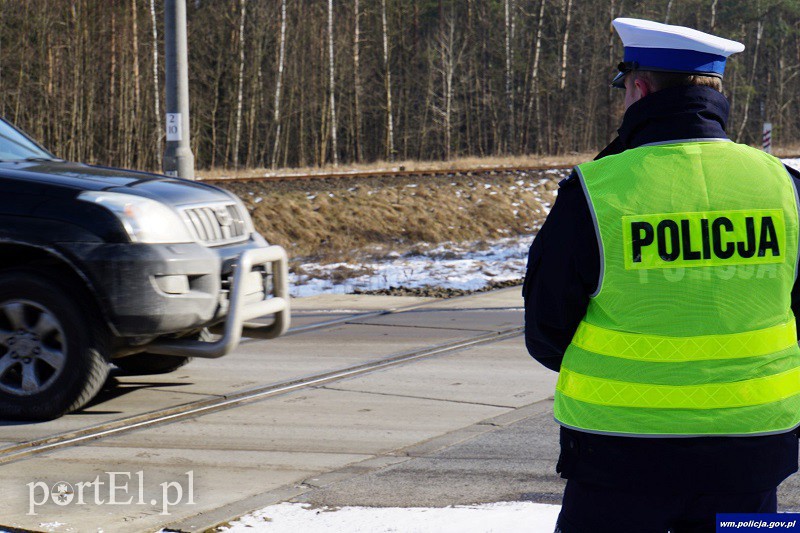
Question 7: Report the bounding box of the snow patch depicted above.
[782,158,800,171]
[36,524,66,533]
[291,236,531,298]
[218,501,560,533]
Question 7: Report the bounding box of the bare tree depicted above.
[353,0,363,162]
[131,0,141,114]
[504,0,514,150]
[233,0,247,169]
[710,0,718,30]
[736,18,764,142]
[271,0,287,169]
[524,0,546,149]
[431,16,463,160]
[559,0,572,91]
[381,0,395,161]
[606,0,616,142]
[149,0,162,167]
[110,4,118,156]
[328,0,339,165]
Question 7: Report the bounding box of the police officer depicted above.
[524,18,800,532]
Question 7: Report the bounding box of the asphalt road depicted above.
[4,287,800,533]
[0,287,565,532]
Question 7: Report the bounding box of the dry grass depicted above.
[209,149,800,266]
[199,153,591,180]
[200,145,800,181]
[218,170,564,262]
[773,144,800,158]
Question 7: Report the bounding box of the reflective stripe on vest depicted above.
[553,141,800,437]
[572,320,797,362]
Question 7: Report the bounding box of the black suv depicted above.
[0,119,290,420]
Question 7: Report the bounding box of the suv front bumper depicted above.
[62,237,290,352]
[146,245,289,357]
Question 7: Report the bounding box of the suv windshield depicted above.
[0,120,56,162]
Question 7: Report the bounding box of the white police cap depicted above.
[611,18,744,88]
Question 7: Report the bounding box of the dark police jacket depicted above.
[523,85,800,492]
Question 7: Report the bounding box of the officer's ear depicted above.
[633,76,652,99]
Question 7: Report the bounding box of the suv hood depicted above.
[0,160,234,206]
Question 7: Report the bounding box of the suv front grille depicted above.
[181,202,248,246]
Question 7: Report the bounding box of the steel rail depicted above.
[250,283,524,340]
[0,325,523,465]
[198,155,800,184]
[198,164,567,184]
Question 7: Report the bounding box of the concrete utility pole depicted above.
[163,0,195,179]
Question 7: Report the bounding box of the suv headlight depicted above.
[79,191,195,244]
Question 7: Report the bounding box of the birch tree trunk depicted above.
[736,20,764,143]
[525,0,545,148]
[131,0,141,114]
[606,0,616,142]
[245,5,263,168]
[233,0,247,169]
[69,2,80,162]
[149,0,162,167]
[110,6,117,156]
[559,0,572,91]
[381,0,395,161]
[328,0,338,166]
[353,0,363,162]
[504,0,514,151]
[443,20,458,160]
[271,0,287,169]
[438,1,447,158]
[710,0,718,30]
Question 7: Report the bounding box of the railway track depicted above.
[198,154,800,184]
[199,164,568,184]
[0,300,523,466]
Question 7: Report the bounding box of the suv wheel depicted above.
[0,271,109,420]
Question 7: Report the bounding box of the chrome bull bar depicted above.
[147,245,291,358]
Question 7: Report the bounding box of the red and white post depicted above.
[763,122,773,154]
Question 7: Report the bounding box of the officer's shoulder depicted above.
[553,170,592,217]
[558,170,580,189]
[785,163,800,181]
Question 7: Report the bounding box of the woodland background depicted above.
[0,0,796,171]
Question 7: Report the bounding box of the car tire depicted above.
[0,270,110,420]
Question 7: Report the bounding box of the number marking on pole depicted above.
[166,113,183,142]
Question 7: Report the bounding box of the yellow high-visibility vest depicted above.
[554,140,800,436]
